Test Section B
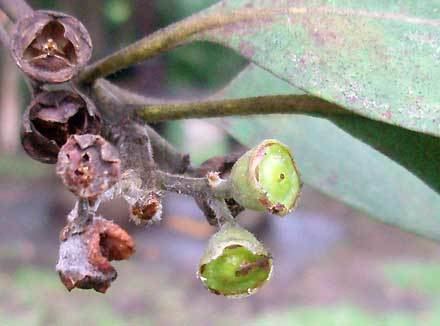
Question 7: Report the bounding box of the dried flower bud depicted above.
[11,10,92,83]
[56,134,120,198]
[57,216,135,293]
[130,191,163,225]
[21,90,101,164]
[198,222,272,298]
[230,139,301,216]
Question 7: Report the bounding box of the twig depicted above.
[145,125,190,174]
[134,95,350,122]
[155,170,235,225]
[92,79,348,121]
[210,198,236,226]
[156,170,211,196]
[92,79,191,174]
[119,122,155,172]
[155,170,232,198]
[93,78,349,120]
[65,199,92,235]
[0,0,32,21]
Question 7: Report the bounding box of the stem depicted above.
[92,78,191,174]
[210,199,236,226]
[118,122,156,188]
[93,76,348,123]
[155,170,235,224]
[145,125,190,174]
[156,170,232,198]
[66,199,92,234]
[156,170,210,196]
[0,0,32,21]
[79,9,277,83]
[134,95,349,122]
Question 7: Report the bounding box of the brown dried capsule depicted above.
[11,10,92,83]
[56,134,120,198]
[57,216,135,293]
[21,90,101,164]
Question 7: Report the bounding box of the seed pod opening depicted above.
[198,222,272,298]
[230,139,301,216]
[21,90,101,164]
[11,10,92,83]
[56,134,120,198]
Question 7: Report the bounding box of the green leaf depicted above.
[215,64,440,240]
[217,64,440,193]
[197,0,440,136]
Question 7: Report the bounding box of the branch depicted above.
[134,95,350,122]
[156,169,235,225]
[155,170,232,198]
[156,170,235,225]
[0,0,32,21]
[92,79,192,174]
[92,78,349,130]
[79,9,278,83]
[145,125,191,174]
[65,199,92,235]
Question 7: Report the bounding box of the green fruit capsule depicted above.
[230,139,301,216]
[198,222,273,298]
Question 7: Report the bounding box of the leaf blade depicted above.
[215,64,440,240]
[197,1,440,136]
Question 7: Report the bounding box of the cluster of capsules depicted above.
[8,9,302,297]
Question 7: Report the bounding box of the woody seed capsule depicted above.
[56,134,120,199]
[11,10,92,83]
[21,90,101,164]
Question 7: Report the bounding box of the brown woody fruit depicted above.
[56,134,120,198]
[57,216,135,293]
[21,90,101,164]
[11,10,92,83]
[130,191,163,226]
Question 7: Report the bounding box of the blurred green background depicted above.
[1,0,440,325]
